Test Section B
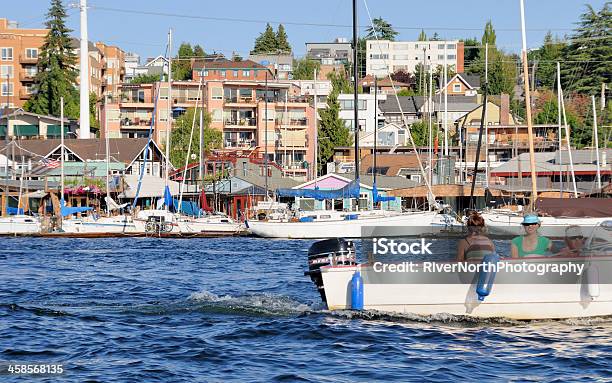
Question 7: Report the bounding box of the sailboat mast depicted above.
[373,76,377,189]
[557,63,563,197]
[519,0,538,210]
[264,71,269,198]
[484,43,489,187]
[557,63,578,197]
[60,97,65,198]
[313,68,318,183]
[443,44,448,156]
[104,96,110,215]
[164,29,172,190]
[352,0,359,180]
[592,95,602,191]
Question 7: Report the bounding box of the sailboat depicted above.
[246,6,457,239]
[305,0,612,320]
[481,63,611,237]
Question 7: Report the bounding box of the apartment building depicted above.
[96,42,125,98]
[366,40,464,76]
[338,93,386,134]
[0,19,48,109]
[102,60,316,178]
[306,38,352,65]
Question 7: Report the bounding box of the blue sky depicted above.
[6,0,607,61]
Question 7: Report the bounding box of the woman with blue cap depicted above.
[510,214,552,258]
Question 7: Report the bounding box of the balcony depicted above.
[224,140,256,149]
[19,90,32,100]
[224,96,256,105]
[120,118,153,129]
[224,118,257,128]
[19,55,37,65]
[275,118,308,128]
[19,72,35,82]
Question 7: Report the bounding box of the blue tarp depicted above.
[372,182,395,204]
[277,179,361,201]
[172,199,202,217]
[60,199,93,217]
[6,207,24,215]
[163,185,173,209]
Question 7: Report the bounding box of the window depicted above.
[447,44,456,49]
[201,69,208,77]
[211,87,223,100]
[339,99,366,110]
[24,84,36,94]
[438,44,445,49]
[159,109,168,122]
[278,64,291,71]
[453,84,461,92]
[219,70,226,77]
[1,48,13,61]
[25,66,37,76]
[410,174,422,182]
[212,109,223,122]
[438,55,444,60]
[242,70,250,77]
[393,55,410,60]
[0,65,13,78]
[233,70,238,77]
[447,55,456,60]
[1,82,13,96]
[299,198,315,211]
[239,88,252,99]
[264,109,275,121]
[107,109,120,122]
[159,87,169,99]
[25,48,38,59]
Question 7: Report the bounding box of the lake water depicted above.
[0,237,610,382]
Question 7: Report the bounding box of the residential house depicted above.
[378,96,422,126]
[248,54,293,80]
[440,73,481,96]
[338,93,387,133]
[359,75,414,95]
[306,38,352,65]
[0,109,73,139]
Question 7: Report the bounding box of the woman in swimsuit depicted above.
[457,211,495,261]
[511,214,552,258]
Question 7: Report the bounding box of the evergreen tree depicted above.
[431,33,441,41]
[561,3,611,94]
[418,29,427,41]
[529,31,565,89]
[481,21,496,46]
[251,23,278,54]
[276,24,292,53]
[131,73,162,84]
[170,108,222,167]
[354,37,367,79]
[25,0,79,119]
[365,17,398,41]
[318,71,352,173]
[461,37,480,68]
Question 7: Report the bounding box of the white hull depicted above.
[62,216,143,234]
[178,217,244,234]
[0,215,41,234]
[321,258,612,320]
[482,211,607,237]
[247,211,460,239]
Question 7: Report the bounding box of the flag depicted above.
[39,158,60,169]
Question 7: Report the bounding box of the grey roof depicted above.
[333,172,420,190]
[491,149,612,175]
[457,73,481,88]
[234,173,301,191]
[379,96,420,114]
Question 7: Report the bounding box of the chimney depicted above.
[456,41,464,74]
[500,93,510,126]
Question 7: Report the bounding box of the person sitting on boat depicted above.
[556,225,586,257]
[511,214,552,258]
[456,212,495,261]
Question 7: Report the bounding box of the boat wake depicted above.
[187,290,314,316]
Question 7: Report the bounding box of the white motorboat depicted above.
[482,210,606,238]
[306,221,612,320]
[247,209,461,239]
[0,215,41,235]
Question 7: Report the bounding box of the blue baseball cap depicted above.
[521,214,541,225]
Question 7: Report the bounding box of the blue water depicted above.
[0,237,610,382]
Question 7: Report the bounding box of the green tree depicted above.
[461,37,480,67]
[467,21,517,96]
[561,3,611,94]
[408,120,428,146]
[365,17,398,41]
[170,108,222,167]
[418,29,427,41]
[292,58,321,80]
[24,0,79,119]
[327,69,352,94]
[193,45,205,57]
[252,23,278,54]
[528,31,565,89]
[397,88,415,96]
[431,32,441,41]
[89,92,98,130]
[172,42,194,81]
[354,37,367,79]
[131,73,162,84]
[276,24,292,53]
[318,72,352,173]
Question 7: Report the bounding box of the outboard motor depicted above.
[305,238,356,303]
